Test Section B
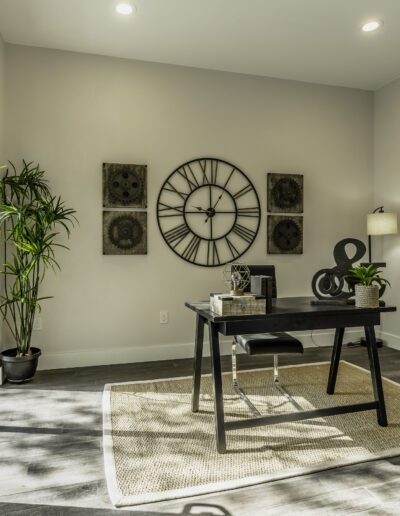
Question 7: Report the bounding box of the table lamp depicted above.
[358,206,398,348]
[366,206,398,265]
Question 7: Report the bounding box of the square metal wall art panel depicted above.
[267,173,303,213]
[267,215,303,254]
[103,211,147,255]
[103,163,147,208]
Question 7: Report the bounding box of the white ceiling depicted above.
[0,0,399,90]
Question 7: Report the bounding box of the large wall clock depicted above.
[157,158,261,267]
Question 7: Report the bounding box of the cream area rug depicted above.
[103,361,400,507]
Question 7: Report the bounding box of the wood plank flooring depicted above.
[2,344,400,515]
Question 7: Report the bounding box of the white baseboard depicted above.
[294,329,363,349]
[37,329,364,371]
[380,331,400,350]
[38,341,198,370]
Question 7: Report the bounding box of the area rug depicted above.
[102,361,400,507]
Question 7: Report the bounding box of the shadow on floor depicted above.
[0,502,233,516]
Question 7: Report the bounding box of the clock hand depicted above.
[212,192,224,210]
[205,191,225,222]
[192,205,208,213]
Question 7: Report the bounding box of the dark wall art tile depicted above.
[267,215,303,254]
[103,163,147,208]
[103,211,147,255]
[267,173,303,213]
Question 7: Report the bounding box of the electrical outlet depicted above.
[159,310,169,324]
[33,315,43,331]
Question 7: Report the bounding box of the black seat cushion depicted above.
[234,333,304,355]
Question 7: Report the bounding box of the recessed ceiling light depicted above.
[116,3,135,15]
[361,20,383,32]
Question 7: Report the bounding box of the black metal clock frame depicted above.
[157,157,261,267]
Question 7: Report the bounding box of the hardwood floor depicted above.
[2,344,400,515]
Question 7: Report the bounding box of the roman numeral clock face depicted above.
[157,158,261,266]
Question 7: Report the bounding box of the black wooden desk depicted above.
[185,296,396,453]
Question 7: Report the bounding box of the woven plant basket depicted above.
[355,284,379,308]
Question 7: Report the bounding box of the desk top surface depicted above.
[185,296,396,323]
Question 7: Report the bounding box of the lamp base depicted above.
[359,337,383,349]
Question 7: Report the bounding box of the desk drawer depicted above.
[221,312,380,335]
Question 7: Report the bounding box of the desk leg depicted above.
[191,314,205,413]
[209,322,227,454]
[364,325,388,427]
[327,327,345,395]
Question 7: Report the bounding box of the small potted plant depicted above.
[346,264,390,308]
[0,161,76,383]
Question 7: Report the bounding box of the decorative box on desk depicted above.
[210,293,266,316]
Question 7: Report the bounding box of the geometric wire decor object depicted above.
[222,262,251,294]
[267,215,303,254]
[103,163,147,208]
[267,173,303,213]
[103,211,147,255]
[157,158,261,267]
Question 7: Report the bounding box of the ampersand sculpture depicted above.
[311,238,386,301]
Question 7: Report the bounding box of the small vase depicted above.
[355,285,379,308]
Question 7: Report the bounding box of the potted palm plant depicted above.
[347,264,390,308]
[0,161,76,383]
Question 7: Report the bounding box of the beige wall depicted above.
[4,44,373,368]
[374,77,400,347]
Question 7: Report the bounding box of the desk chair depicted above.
[232,265,304,416]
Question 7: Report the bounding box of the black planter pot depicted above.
[1,347,41,383]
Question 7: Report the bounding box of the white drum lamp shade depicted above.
[366,209,398,263]
[367,212,398,236]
